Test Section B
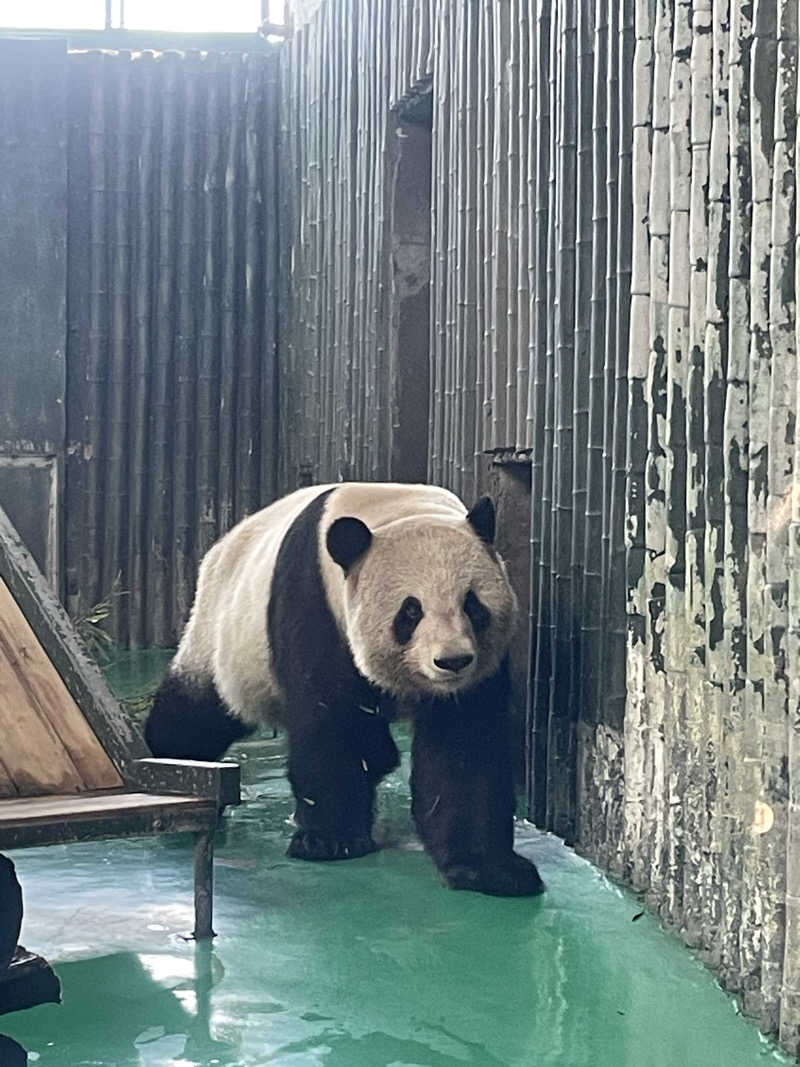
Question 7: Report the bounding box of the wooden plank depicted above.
[0,791,210,824]
[0,631,85,796]
[0,754,18,799]
[127,758,240,807]
[0,793,217,851]
[0,505,148,770]
[0,578,121,792]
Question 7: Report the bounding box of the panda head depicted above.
[325,497,517,698]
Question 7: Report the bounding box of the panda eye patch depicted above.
[393,596,424,644]
[464,590,491,633]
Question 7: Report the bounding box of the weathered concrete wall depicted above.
[0,39,68,591]
[617,0,800,1049]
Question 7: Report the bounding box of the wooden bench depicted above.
[0,774,237,939]
[0,504,240,956]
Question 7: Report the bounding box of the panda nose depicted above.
[434,654,474,674]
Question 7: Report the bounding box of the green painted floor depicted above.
[1,654,791,1066]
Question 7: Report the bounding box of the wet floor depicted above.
[1,654,792,1066]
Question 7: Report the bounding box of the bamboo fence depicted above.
[65,49,281,646]
[280,0,800,1051]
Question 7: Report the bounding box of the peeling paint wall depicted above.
[620,0,800,1049]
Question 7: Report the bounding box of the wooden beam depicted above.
[0,505,148,771]
[0,792,217,850]
[126,758,240,808]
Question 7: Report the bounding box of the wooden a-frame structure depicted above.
[0,504,239,1015]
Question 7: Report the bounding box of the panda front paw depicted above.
[287,829,377,862]
[442,853,545,897]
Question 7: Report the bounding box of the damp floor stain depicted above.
[1,683,792,1066]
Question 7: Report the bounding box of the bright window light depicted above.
[0,1,281,32]
[0,1,104,29]
[124,0,261,33]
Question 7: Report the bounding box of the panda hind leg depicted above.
[145,672,255,761]
[285,711,399,862]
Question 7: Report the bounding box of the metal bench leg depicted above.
[193,831,215,939]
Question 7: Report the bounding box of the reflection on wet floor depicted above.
[1,723,793,1066]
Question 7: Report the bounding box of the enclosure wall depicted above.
[64,49,281,646]
[620,0,800,1048]
[281,0,800,1053]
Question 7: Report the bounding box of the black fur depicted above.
[392,596,423,645]
[326,516,372,574]
[464,589,491,633]
[466,496,496,545]
[145,674,254,761]
[410,658,544,896]
[268,489,400,861]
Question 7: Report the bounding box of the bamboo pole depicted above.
[173,53,200,631]
[580,0,607,741]
[64,53,92,625]
[105,52,132,645]
[623,0,652,889]
[84,50,109,635]
[505,0,520,453]
[480,0,494,464]
[516,0,531,453]
[197,52,223,542]
[606,0,634,754]
[548,0,578,842]
[306,14,322,479]
[570,0,594,663]
[452,0,466,495]
[703,0,732,984]
[239,55,265,516]
[429,0,446,484]
[538,0,558,831]
[755,0,792,1030]
[472,0,487,483]
[529,0,554,824]
[461,0,478,504]
[372,0,391,480]
[148,52,180,646]
[680,0,713,951]
[661,0,692,926]
[490,0,509,453]
[641,0,672,909]
[261,52,280,504]
[781,0,800,1045]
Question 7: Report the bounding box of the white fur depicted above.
[172,483,517,721]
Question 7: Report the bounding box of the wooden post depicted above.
[193,831,215,940]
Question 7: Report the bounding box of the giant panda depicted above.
[145,482,544,897]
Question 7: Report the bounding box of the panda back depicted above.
[173,484,336,722]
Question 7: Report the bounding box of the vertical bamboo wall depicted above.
[279,1,387,488]
[65,49,281,646]
[281,0,800,1052]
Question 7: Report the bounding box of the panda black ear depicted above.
[326,517,373,574]
[466,496,495,545]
